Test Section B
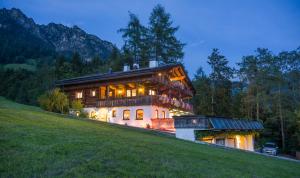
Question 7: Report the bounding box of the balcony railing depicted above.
[150,77,194,96]
[96,95,193,112]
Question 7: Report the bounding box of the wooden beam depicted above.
[170,76,186,81]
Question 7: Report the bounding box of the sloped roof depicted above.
[173,115,264,130]
[56,63,195,92]
[209,117,263,130]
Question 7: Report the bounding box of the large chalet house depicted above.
[56,61,195,129]
[56,60,263,151]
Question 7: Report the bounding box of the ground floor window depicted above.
[112,110,116,117]
[216,138,225,145]
[155,109,158,118]
[136,109,144,120]
[202,138,213,143]
[162,111,166,119]
[123,110,130,120]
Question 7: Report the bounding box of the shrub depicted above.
[71,100,83,112]
[38,88,69,113]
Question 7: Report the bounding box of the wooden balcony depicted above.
[96,95,193,112]
[150,77,194,97]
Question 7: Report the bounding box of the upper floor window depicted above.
[126,89,131,97]
[75,91,83,99]
[136,109,144,120]
[138,87,144,95]
[149,89,156,95]
[132,89,137,97]
[91,90,96,97]
[123,110,130,120]
[112,110,117,117]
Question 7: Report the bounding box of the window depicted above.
[138,87,144,95]
[136,109,144,120]
[112,110,117,117]
[162,111,166,119]
[123,110,130,120]
[117,89,123,97]
[91,90,96,97]
[155,109,158,118]
[100,87,106,99]
[216,138,225,146]
[149,89,156,95]
[75,91,83,99]
[132,89,137,97]
[202,138,213,144]
[126,89,131,97]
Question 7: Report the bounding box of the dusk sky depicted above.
[2,0,300,76]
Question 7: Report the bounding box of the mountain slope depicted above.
[0,97,299,178]
[0,8,115,63]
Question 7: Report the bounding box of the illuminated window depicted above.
[100,87,106,99]
[123,110,130,120]
[109,91,113,97]
[126,89,131,97]
[149,89,156,95]
[138,87,144,95]
[117,89,123,97]
[91,90,96,97]
[155,109,158,118]
[132,89,137,97]
[75,91,83,99]
[162,111,166,119]
[112,110,116,117]
[136,109,144,120]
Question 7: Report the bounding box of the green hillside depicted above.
[0,97,299,178]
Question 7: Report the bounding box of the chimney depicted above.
[133,63,140,69]
[149,60,158,68]
[123,64,130,72]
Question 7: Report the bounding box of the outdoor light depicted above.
[158,73,162,76]
[118,90,123,94]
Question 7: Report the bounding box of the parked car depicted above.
[262,142,278,156]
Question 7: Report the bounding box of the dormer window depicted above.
[75,91,83,99]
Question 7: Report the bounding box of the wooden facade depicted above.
[57,63,195,113]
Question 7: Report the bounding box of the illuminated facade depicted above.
[56,61,195,129]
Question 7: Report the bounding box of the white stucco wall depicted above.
[83,105,169,128]
[175,128,195,141]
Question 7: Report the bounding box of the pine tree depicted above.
[192,67,211,115]
[118,12,149,66]
[148,4,184,64]
[207,49,233,116]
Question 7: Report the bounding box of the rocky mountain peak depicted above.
[0,8,116,61]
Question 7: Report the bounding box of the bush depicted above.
[38,88,69,113]
[71,100,83,112]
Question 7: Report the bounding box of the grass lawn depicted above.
[0,97,299,178]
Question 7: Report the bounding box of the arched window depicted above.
[162,111,166,119]
[112,110,117,117]
[123,110,130,120]
[155,109,159,119]
[136,109,144,120]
